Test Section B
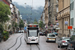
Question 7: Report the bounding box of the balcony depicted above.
[57,6,70,19]
[7,0,12,3]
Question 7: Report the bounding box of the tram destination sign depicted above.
[28,25,38,28]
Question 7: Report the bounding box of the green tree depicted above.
[33,18,38,24]
[39,21,44,29]
[12,22,18,28]
[0,2,10,23]
[8,25,11,29]
[19,20,24,29]
[15,23,18,28]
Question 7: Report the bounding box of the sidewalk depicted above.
[0,33,22,50]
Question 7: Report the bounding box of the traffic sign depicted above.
[68,26,72,29]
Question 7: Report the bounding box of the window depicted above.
[48,34,55,37]
[28,30,38,37]
[70,18,74,26]
[70,2,74,11]
[55,16,57,21]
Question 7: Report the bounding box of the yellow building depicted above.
[57,0,70,37]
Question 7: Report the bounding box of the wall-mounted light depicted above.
[65,21,68,25]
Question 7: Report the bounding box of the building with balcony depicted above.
[57,0,70,37]
[48,0,57,25]
[0,0,12,31]
[45,0,49,26]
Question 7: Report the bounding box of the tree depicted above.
[39,21,44,29]
[33,18,38,24]
[0,2,10,23]
[19,20,24,29]
[12,22,18,28]
[15,23,18,28]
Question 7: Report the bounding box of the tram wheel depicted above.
[27,43,29,45]
[37,43,39,45]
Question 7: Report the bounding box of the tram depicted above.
[24,24,39,44]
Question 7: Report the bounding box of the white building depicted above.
[70,0,75,35]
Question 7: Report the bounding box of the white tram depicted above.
[24,24,39,44]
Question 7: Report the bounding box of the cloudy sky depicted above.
[12,0,45,8]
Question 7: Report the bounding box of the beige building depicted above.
[57,0,70,37]
[48,0,57,25]
[45,0,49,26]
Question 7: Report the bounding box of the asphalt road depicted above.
[0,33,67,50]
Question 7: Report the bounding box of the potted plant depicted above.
[2,30,9,41]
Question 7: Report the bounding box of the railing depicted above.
[57,6,70,19]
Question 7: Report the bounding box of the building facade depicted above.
[57,0,70,37]
[45,0,49,26]
[0,0,21,32]
[70,0,75,36]
[48,0,57,25]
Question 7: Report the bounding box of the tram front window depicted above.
[29,30,37,37]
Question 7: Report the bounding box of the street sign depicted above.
[68,26,72,29]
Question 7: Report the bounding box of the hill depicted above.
[13,2,44,22]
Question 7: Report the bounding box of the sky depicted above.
[12,0,45,8]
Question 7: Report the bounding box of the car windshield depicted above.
[39,32,42,33]
[48,34,55,37]
[29,30,37,37]
[62,38,70,40]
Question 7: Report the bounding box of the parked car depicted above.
[46,33,56,42]
[67,34,75,50]
[18,30,24,33]
[44,31,49,36]
[53,32,58,36]
[58,37,70,48]
[43,31,46,35]
[39,32,44,36]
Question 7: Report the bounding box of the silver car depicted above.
[46,33,56,42]
[58,37,70,48]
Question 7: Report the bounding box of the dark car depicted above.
[53,32,58,36]
[58,37,70,48]
[39,32,44,36]
[67,34,75,50]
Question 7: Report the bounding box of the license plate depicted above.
[49,39,55,40]
[49,39,51,40]
[52,39,55,40]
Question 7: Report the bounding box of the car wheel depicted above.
[54,41,56,43]
[27,43,29,45]
[37,43,39,45]
[58,45,60,48]
[46,40,48,42]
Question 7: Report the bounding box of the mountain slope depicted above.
[13,2,44,22]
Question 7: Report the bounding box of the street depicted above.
[0,33,66,50]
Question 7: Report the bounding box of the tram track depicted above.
[30,44,40,50]
[7,34,23,50]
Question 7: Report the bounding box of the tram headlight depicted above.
[35,38,38,40]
